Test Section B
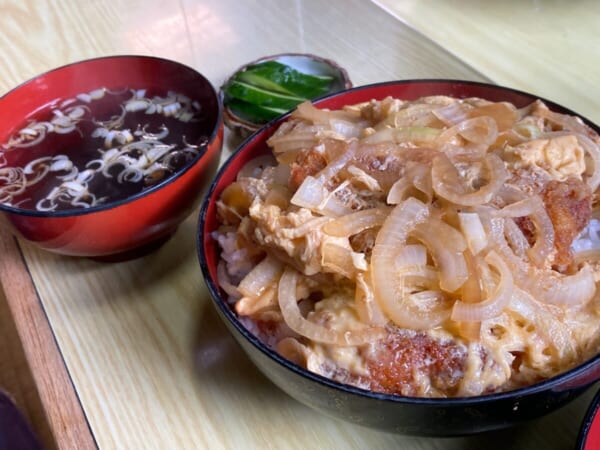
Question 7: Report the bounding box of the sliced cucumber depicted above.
[236,61,333,98]
[224,80,304,110]
[226,99,287,123]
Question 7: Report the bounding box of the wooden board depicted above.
[0,230,96,450]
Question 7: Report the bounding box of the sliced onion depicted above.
[347,165,382,191]
[469,102,517,131]
[432,153,508,206]
[235,287,277,316]
[35,197,58,211]
[397,266,440,289]
[94,105,126,129]
[329,118,362,139]
[238,255,283,298]
[355,272,388,326]
[315,141,357,182]
[433,102,471,125]
[520,264,596,307]
[387,177,413,205]
[361,126,440,145]
[395,244,428,269]
[491,219,595,306]
[451,251,514,322]
[57,167,79,181]
[66,105,87,120]
[291,101,361,125]
[458,212,488,255]
[495,196,539,218]
[494,191,555,268]
[370,198,453,329]
[533,101,591,136]
[0,168,27,203]
[507,287,575,357]
[272,163,291,185]
[408,290,451,316]
[376,103,439,129]
[9,131,45,148]
[51,115,74,128]
[436,116,498,147]
[23,156,51,175]
[118,168,143,183]
[322,207,388,237]
[49,156,73,173]
[289,175,326,208]
[504,218,529,257]
[126,99,152,112]
[527,198,555,268]
[412,219,469,292]
[290,176,353,217]
[412,164,433,201]
[237,154,277,180]
[321,241,356,278]
[278,217,330,239]
[89,88,106,100]
[268,132,319,155]
[387,163,432,204]
[0,167,25,184]
[456,250,484,339]
[278,268,385,345]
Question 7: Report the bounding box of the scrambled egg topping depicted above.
[507,135,585,181]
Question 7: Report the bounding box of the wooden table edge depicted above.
[0,229,97,450]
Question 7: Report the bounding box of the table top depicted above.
[1,1,599,449]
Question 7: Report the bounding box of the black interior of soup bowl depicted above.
[197,80,600,435]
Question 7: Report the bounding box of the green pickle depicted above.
[236,61,333,98]
[225,99,287,123]
[223,60,336,124]
[225,81,305,110]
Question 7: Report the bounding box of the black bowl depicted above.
[197,80,600,436]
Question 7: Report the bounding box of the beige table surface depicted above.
[0,1,598,449]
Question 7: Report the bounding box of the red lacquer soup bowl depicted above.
[197,80,600,436]
[0,55,222,259]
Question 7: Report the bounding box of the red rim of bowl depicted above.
[0,55,222,218]
[577,389,600,450]
[198,79,600,406]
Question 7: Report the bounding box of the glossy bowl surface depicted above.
[198,80,600,435]
[221,52,352,138]
[0,55,223,259]
[577,389,600,450]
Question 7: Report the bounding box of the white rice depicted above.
[572,219,600,253]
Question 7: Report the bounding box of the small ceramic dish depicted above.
[221,53,351,138]
[0,55,223,260]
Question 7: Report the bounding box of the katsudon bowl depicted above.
[0,55,223,260]
[197,80,600,435]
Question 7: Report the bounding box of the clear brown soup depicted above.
[0,87,213,212]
